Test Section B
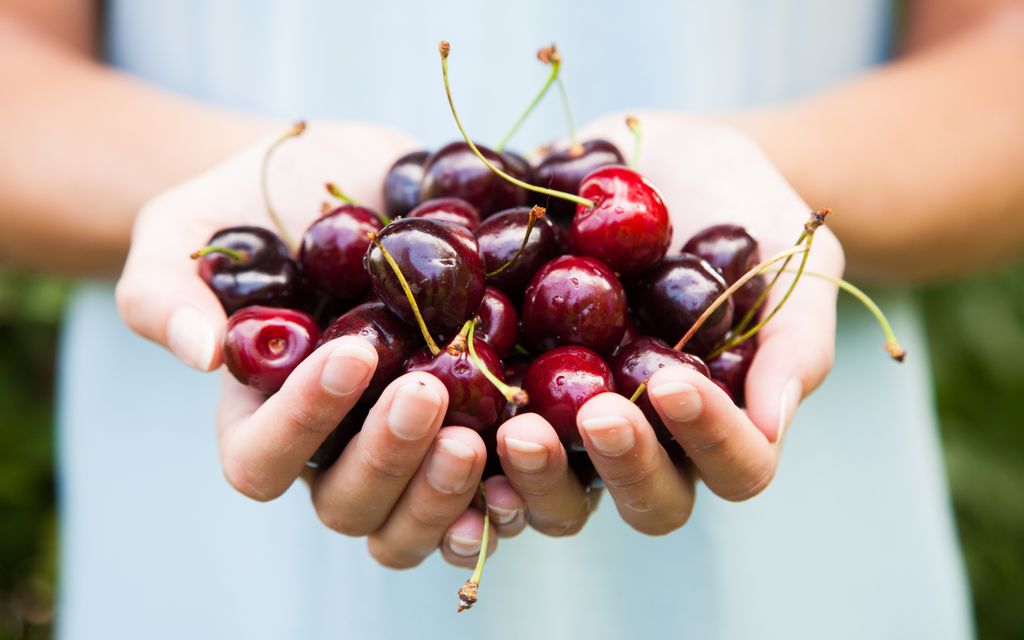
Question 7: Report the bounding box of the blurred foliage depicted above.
[0,265,1022,639]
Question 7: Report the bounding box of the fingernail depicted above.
[167,307,216,370]
[580,416,635,456]
[427,438,476,494]
[447,533,481,558]
[649,382,702,422]
[503,437,549,472]
[387,381,442,440]
[489,504,520,526]
[777,378,802,443]
[320,338,376,396]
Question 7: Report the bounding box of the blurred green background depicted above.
[0,267,1022,639]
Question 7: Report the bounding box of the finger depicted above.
[746,228,844,442]
[439,507,500,569]
[366,428,485,569]
[116,200,227,371]
[216,335,378,501]
[576,393,695,535]
[496,414,591,536]
[648,365,777,502]
[311,372,448,536]
[482,475,527,538]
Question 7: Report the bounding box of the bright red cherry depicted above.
[223,306,319,394]
[475,206,561,297]
[682,224,765,321]
[476,286,518,358]
[521,256,627,356]
[299,205,382,301]
[419,142,528,217]
[383,150,429,217]
[406,197,481,231]
[522,346,615,450]
[568,166,672,275]
[532,140,624,224]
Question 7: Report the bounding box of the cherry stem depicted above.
[626,116,642,170]
[556,76,579,150]
[190,246,247,262]
[438,41,595,209]
[367,231,441,356]
[672,245,808,352]
[325,182,356,205]
[485,205,546,277]
[260,121,306,252]
[628,382,647,404]
[495,46,561,153]
[468,320,529,406]
[457,483,490,613]
[766,268,906,362]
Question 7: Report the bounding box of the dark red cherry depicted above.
[522,346,615,450]
[404,331,505,432]
[616,315,641,353]
[475,206,561,297]
[318,300,420,404]
[406,197,481,230]
[308,404,369,469]
[195,226,299,314]
[521,256,627,356]
[611,336,710,441]
[569,165,672,275]
[222,306,319,394]
[299,205,382,301]
[531,140,624,224]
[683,224,765,320]
[501,149,534,184]
[476,286,518,358]
[364,217,486,341]
[632,253,733,357]
[707,338,757,406]
[419,142,527,217]
[383,150,429,216]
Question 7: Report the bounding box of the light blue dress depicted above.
[58,1,974,638]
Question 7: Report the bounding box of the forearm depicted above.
[733,7,1024,282]
[0,15,273,276]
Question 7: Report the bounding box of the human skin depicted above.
[1,0,1023,557]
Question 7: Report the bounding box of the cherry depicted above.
[404,324,507,432]
[707,338,756,406]
[407,197,481,230]
[222,306,319,394]
[364,217,486,341]
[569,165,672,275]
[476,286,518,358]
[319,300,420,404]
[610,336,709,441]
[521,256,627,356]
[616,315,641,353]
[419,142,528,217]
[632,253,734,357]
[193,226,299,314]
[475,206,561,296]
[383,150,429,216]
[532,140,624,223]
[299,205,383,301]
[308,404,369,469]
[522,345,615,450]
[682,224,765,321]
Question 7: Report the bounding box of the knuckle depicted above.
[407,503,458,531]
[602,458,660,493]
[367,537,422,570]
[284,402,336,440]
[360,446,413,482]
[315,504,372,537]
[221,455,280,502]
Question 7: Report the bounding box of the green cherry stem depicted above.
[468,320,529,406]
[367,231,441,356]
[438,41,594,209]
[485,205,547,277]
[189,246,247,262]
[495,45,561,153]
[325,182,357,205]
[626,116,643,170]
[456,483,491,613]
[556,76,579,150]
[260,121,306,252]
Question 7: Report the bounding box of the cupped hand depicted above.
[496,113,844,535]
[116,122,526,568]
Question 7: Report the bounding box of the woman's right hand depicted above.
[116,122,527,568]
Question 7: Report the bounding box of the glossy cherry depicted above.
[419,142,528,217]
[522,345,615,450]
[682,224,765,321]
[707,338,757,406]
[532,140,624,223]
[299,205,382,301]
[318,300,420,404]
[364,217,486,341]
[568,165,672,275]
[632,253,734,357]
[501,150,534,185]
[383,150,429,216]
[404,327,506,432]
[611,336,710,441]
[406,197,481,230]
[475,206,561,296]
[194,226,299,314]
[222,306,319,394]
[521,256,627,356]
[476,286,518,358]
